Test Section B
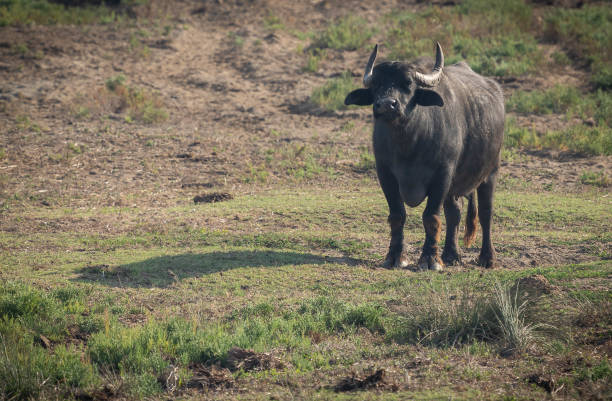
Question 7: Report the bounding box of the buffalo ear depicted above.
[344,89,374,106]
[415,88,444,107]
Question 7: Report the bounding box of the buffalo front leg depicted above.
[441,195,462,266]
[477,172,498,268]
[417,176,449,271]
[377,164,408,268]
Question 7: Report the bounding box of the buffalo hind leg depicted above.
[477,172,498,268]
[377,164,408,268]
[441,196,462,266]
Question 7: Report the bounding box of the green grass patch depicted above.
[0,283,99,400]
[544,5,612,89]
[0,0,126,26]
[313,15,373,51]
[544,124,612,156]
[384,3,541,77]
[507,86,612,128]
[507,85,582,115]
[309,72,359,111]
[504,117,612,156]
[303,48,327,73]
[580,171,610,188]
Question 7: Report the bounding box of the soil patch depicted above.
[334,368,398,392]
[193,192,234,204]
[187,364,234,390]
[512,274,559,299]
[226,347,286,372]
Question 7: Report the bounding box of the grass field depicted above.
[0,0,611,400]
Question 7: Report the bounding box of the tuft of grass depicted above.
[492,282,541,355]
[228,31,245,48]
[504,118,539,150]
[77,75,168,124]
[105,74,126,92]
[314,15,373,51]
[356,147,376,172]
[309,72,359,111]
[303,48,327,73]
[15,115,41,133]
[263,13,284,31]
[579,171,610,188]
[388,280,548,354]
[0,326,97,401]
[388,284,497,347]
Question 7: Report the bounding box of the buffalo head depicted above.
[344,43,445,122]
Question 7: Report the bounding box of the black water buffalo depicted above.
[345,43,504,270]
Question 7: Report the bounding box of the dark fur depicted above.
[345,54,504,269]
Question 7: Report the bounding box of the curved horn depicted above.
[363,44,378,87]
[414,42,444,87]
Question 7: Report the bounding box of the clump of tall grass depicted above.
[388,281,543,354]
[388,285,496,347]
[492,281,543,355]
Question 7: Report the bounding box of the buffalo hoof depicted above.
[442,248,462,266]
[477,253,497,269]
[383,251,409,269]
[417,254,444,271]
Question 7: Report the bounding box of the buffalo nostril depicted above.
[374,99,399,115]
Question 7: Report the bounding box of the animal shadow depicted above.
[73,250,363,288]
